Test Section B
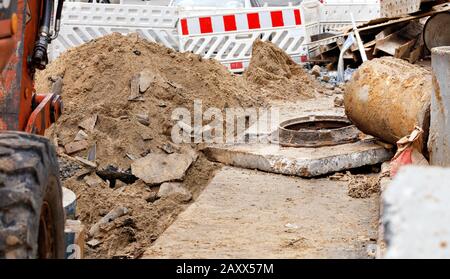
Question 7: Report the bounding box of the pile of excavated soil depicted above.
[244,40,319,99]
[62,155,219,259]
[37,33,262,171]
[36,33,323,258]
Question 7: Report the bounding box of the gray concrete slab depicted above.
[144,167,379,259]
[214,96,393,178]
[383,166,450,259]
[203,139,393,178]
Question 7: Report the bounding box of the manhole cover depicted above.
[273,115,360,147]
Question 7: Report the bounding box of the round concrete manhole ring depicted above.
[273,115,360,147]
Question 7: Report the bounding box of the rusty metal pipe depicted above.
[429,46,450,166]
[344,57,432,154]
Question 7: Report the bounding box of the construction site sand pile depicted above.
[36,33,321,258]
[244,39,319,99]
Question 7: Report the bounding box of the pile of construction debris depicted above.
[310,4,450,67]
[36,33,324,258]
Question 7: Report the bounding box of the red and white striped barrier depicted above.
[180,9,302,36]
[178,7,309,73]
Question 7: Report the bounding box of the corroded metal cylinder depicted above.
[344,57,431,153]
[429,46,450,166]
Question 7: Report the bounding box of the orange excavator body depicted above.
[0,0,63,135]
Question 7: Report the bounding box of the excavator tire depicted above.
[0,132,65,259]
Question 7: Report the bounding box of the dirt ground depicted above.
[144,167,379,259]
[36,34,328,259]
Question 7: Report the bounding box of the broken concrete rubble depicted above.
[78,114,98,132]
[84,173,107,188]
[129,74,143,101]
[89,206,130,238]
[75,156,97,169]
[135,114,150,126]
[138,69,156,93]
[131,150,197,185]
[157,182,192,202]
[86,239,102,249]
[65,140,89,154]
[74,130,89,141]
[203,139,393,178]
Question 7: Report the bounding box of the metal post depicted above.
[429,46,450,166]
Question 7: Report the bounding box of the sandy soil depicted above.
[36,34,326,258]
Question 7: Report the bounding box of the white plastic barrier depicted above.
[50,0,393,67]
[320,0,381,34]
[177,7,309,72]
[49,2,180,60]
[379,0,422,18]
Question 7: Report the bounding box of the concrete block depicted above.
[429,46,450,166]
[131,150,197,185]
[383,166,450,258]
[203,139,393,178]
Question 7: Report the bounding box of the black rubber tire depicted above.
[0,132,65,259]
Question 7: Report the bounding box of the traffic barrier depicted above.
[50,0,394,71]
[49,2,180,60]
[178,6,309,72]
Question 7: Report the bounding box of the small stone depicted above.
[79,114,98,131]
[322,75,331,82]
[334,96,344,107]
[129,74,143,101]
[138,69,155,93]
[136,114,150,126]
[159,102,167,108]
[133,50,141,56]
[6,235,21,246]
[74,130,89,142]
[75,156,97,169]
[161,142,179,154]
[157,182,192,202]
[325,84,335,90]
[84,173,106,187]
[65,140,89,155]
[334,87,343,94]
[115,180,127,189]
[87,239,102,248]
[311,65,321,77]
[145,192,158,203]
[126,153,138,161]
[139,129,153,141]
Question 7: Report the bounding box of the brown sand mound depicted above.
[37,33,266,170]
[36,33,321,258]
[244,40,319,99]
